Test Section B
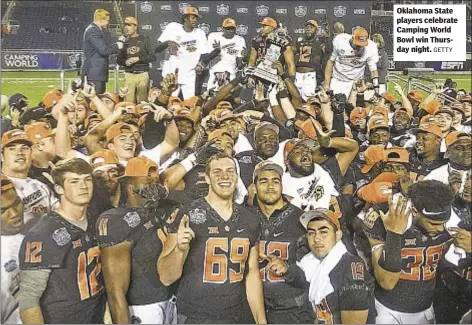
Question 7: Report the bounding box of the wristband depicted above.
[280,72,288,80]
[180,153,197,173]
[278,89,289,98]
[378,230,403,273]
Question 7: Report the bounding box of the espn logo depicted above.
[441,62,464,70]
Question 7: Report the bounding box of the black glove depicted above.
[135,183,169,216]
[195,141,223,165]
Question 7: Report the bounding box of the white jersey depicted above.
[206,32,246,73]
[6,176,59,230]
[330,33,379,82]
[282,164,339,210]
[158,22,208,83]
[1,234,24,324]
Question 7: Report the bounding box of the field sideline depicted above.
[1,70,471,107]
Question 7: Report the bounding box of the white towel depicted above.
[297,241,348,305]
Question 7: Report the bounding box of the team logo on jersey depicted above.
[179,3,190,14]
[72,239,82,249]
[127,46,140,55]
[199,6,210,13]
[216,4,229,16]
[256,5,269,16]
[294,6,307,17]
[236,24,248,36]
[159,22,169,31]
[354,8,366,15]
[186,45,197,52]
[236,7,248,14]
[314,8,326,14]
[198,23,211,35]
[333,5,347,18]
[52,227,71,246]
[141,24,152,30]
[124,211,141,228]
[405,238,417,246]
[160,4,172,11]
[140,1,153,13]
[314,186,324,201]
[4,260,17,273]
[189,208,207,225]
[364,209,379,229]
[238,156,252,164]
[276,8,287,14]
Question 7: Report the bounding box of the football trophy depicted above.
[243,24,290,85]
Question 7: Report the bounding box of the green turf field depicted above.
[0,70,471,107]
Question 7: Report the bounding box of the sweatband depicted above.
[378,230,403,273]
[179,153,197,173]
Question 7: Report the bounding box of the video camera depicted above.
[443,78,457,90]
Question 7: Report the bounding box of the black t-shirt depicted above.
[363,209,452,313]
[235,151,263,189]
[20,212,106,324]
[95,206,170,305]
[28,165,56,194]
[256,201,308,300]
[167,198,261,320]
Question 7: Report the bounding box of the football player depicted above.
[18,159,106,324]
[96,157,174,324]
[324,27,379,98]
[293,20,324,101]
[206,18,246,92]
[1,176,24,324]
[158,153,266,323]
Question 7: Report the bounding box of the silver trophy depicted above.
[243,24,290,85]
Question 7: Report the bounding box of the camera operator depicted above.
[116,17,156,104]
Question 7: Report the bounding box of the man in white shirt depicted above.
[206,18,246,92]
[1,176,24,324]
[1,130,58,230]
[281,139,338,210]
[157,6,208,99]
[324,27,379,98]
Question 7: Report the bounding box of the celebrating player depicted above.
[158,153,266,323]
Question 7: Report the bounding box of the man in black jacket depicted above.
[82,9,123,94]
[117,16,156,103]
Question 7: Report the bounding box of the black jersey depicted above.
[235,151,262,188]
[363,209,452,313]
[95,206,170,305]
[256,201,308,299]
[19,212,106,324]
[167,198,261,320]
[251,36,288,64]
[295,36,323,70]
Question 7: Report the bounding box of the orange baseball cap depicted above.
[120,156,159,178]
[382,92,396,105]
[283,138,316,162]
[445,131,471,149]
[408,89,423,102]
[350,107,368,125]
[300,208,340,231]
[357,172,399,203]
[394,107,412,117]
[105,122,134,143]
[420,114,436,124]
[183,96,200,109]
[42,89,63,110]
[259,17,277,28]
[2,129,33,148]
[296,103,317,119]
[216,101,233,110]
[89,150,118,171]
[85,113,103,128]
[115,101,136,112]
[208,129,234,143]
[419,100,441,115]
[297,118,318,140]
[434,106,455,119]
[25,122,55,144]
[183,6,200,17]
[361,145,386,173]
[411,122,443,139]
[352,27,369,47]
[124,16,138,25]
[385,147,409,164]
[368,117,389,134]
[372,106,389,119]
[222,18,236,28]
